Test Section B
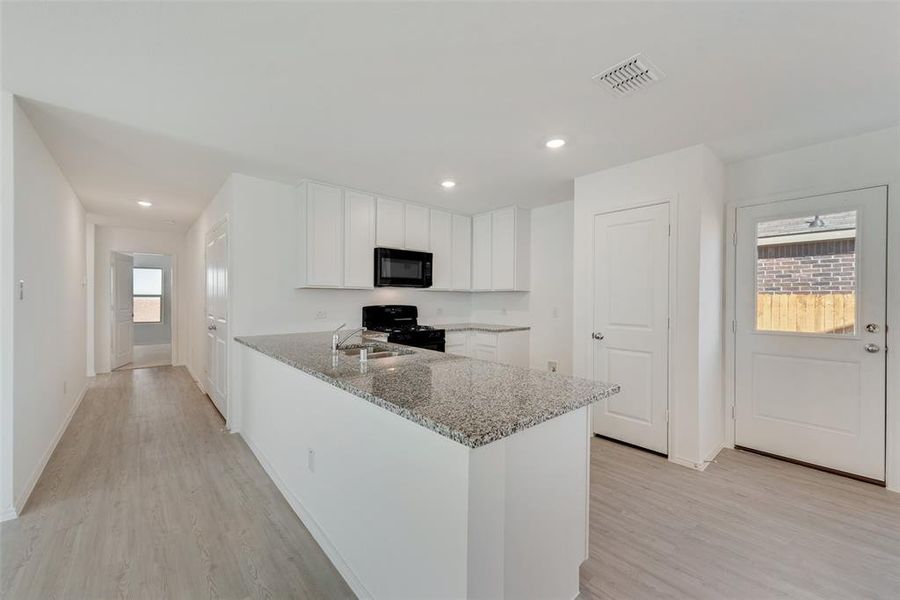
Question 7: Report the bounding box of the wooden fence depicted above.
[756,293,856,334]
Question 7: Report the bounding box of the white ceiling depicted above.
[4,2,899,230]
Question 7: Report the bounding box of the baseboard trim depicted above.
[13,380,89,517]
[186,363,206,394]
[0,506,17,522]
[704,441,727,464]
[669,455,710,471]
[241,432,372,599]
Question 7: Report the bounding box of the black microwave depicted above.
[374,247,433,288]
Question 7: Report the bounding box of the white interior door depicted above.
[111,251,134,370]
[591,203,669,454]
[206,223,228,418]
[735,187,887,481]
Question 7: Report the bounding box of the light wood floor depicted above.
[580,437,900,600]
[0,366,354,599]
[4,368,900,599]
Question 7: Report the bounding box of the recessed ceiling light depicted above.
[545,138,566,149]
[137,200,152,207]
[441,180,456,189]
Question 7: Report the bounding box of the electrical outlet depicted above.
[548,361,558,373]
[307,448,316,473]
[314,309,327,320]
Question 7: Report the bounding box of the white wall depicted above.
[93,225,183,373]
[573,145,726,469]
[133,253,172,346]
[725,126,900,490]
[2,97,88,518]
[526,201,574,375]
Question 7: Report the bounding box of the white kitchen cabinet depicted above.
[405,204,430,251]
[451,214,472,290]
[429,209,453,290]
[442,328,530,368]
[445,331,469,356]
[471,213,492,291]
[376,197,405,248]
[471,206,530,291]
[297,182,344,287]
[344,191,376,288]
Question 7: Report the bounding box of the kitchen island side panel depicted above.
[239,345,471,599]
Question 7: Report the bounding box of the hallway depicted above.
[0,367,353,599]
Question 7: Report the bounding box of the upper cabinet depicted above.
[430,210,472,291]
[451,214,472,290]
[376,198,405,248]
[344,191,377,288]
[297,179,525,292]
[472,206,530,291]
[297,182,344,287]
[297,183,375,289]
[376,197,431,251]
[404,204,430,251]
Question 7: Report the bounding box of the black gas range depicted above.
[362,305,445,352]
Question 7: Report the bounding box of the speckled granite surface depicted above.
[437,322,531,333]
[235,331,618,448]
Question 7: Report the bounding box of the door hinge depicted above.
[731,231,736,246]
[666,409,670,423]
[667,316,670,330]
[731,405,735,419]
[732,320,736,334]
[668,224,671,237]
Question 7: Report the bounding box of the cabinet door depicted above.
[491,207,516,290]
[376,197,405,248]
[429,209,452,290]
[344,191,376,288]
[451,214,472,290]
[405,204,430,250]
[473,344,498,362]
[445,331,468,356]
[307,183,344,286]
[472,213,492,290]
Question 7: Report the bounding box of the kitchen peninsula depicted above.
[234,332,619,599]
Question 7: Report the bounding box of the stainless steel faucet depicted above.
[331,323,365,351]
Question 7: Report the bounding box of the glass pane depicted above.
[133,297,161,323]
[133,268,163,295]
[756,210,856,334]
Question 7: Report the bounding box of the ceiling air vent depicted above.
[592,53,665,97]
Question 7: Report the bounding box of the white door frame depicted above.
[100,249,179,373]
[588,197,678,461]
[725,184,898,490]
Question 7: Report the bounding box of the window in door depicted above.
[755,210,856,335]
[133,267,163,323]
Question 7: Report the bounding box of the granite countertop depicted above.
[436,322,531,333]
[235,331,618,449]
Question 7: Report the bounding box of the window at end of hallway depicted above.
[133,267,163,323]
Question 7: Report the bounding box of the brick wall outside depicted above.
[757,239,855,294]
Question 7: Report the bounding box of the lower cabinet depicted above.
[444,329,530,368]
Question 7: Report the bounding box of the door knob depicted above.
[865,323,880,333]
[592,332,604,340]
[865,343,880,353]
[208,324,217,331]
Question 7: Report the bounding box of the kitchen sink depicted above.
[340,344,413,360]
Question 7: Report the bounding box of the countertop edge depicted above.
[234,336,618,449]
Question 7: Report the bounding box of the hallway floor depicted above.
[0,367,353,599]
[3,367,900,599]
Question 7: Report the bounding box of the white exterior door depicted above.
[111,251,134,369]
[591,203,669,454]
[735,187,887,481]
[206,223,229,418]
